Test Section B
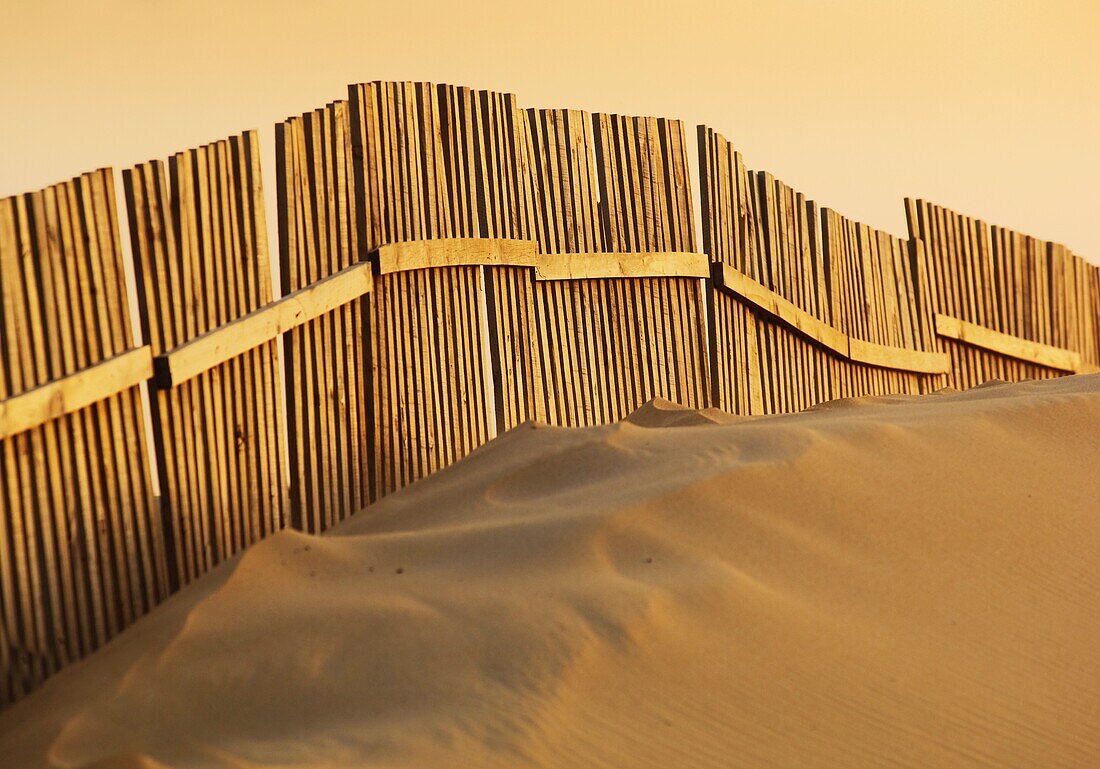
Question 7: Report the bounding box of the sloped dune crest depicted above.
[2,376,1099,768]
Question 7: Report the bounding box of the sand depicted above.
[1,376,1098,768]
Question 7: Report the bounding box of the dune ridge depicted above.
[1,376,1098,768]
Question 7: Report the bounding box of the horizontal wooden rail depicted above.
[533,251,710,281]
[848,338,950,375]
[375,238,539,273]
[713,262,950,374]
[374,237,710,281]
[377,243,951,374]
[152,238,962,391]
[0,346,153,440]
[934,314,1083,373]
[154,260,374,388]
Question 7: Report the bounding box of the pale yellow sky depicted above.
[2,0,1097,261]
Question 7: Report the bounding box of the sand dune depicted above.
[1,376,1098,768]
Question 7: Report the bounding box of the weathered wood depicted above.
[588,111,708,419]
[1,169,164,709]
[372,237,709,282]
[125,130,286,589]
[712,251,949,374]
[277,101,371,533]
[935,313,1081,372]
[6,83,1100,715]
[376,237,537,274]
[153,262,373,388]
[713,261,848,356]
[532,251,709,281]
[847,338,950,374]
[520,107,603,427]
[0,347,153,440]
[906,197,1093,387]
[348,81,499,499]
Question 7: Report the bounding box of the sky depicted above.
[1,0,1098,262]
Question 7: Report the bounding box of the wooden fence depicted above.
[698,127,947,417]
[278,102,370,533]
[905,198,1098,388]
[2,80,1098,707]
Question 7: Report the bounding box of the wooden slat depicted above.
[375,237,537,274]
[696,127,764,415]
[372,237,708,282]
[348,81,498,499]
[506,108,710,424]
[847,339,950,374]
[0,347,153,440]
[714,262,848,356]
[277,101,371,533]
[532,251,709,281]
[521,107,603,426]
[154,261,373,388]
[935,313,1081,372]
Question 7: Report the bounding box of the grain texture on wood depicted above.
[0,347,153,440]
[154,262,373,388]
[714,262,848,356]
[532,251,709,281]
[125,131,286,589]
[1,170,164,708]
[847,339,950,374]
[934,313,1081,372]
[277,101,371,532]
[376,238,538,274]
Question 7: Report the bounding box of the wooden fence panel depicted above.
[345,84,711,459]
[591,113,708,415]
[905,199,1094,387]
[0,170,165,706]
[1080,259,1100,368]
[822,211,932,398]
[751,173,834,412]
[277,102,370,532]
[509,109,707,427]
[699,127,836,414]
[697,127,763,414]
[700,127,942,413]
[124,132,285,588]
[347,82,494,499]
[435,86,539,434]
[519,107,608,426]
